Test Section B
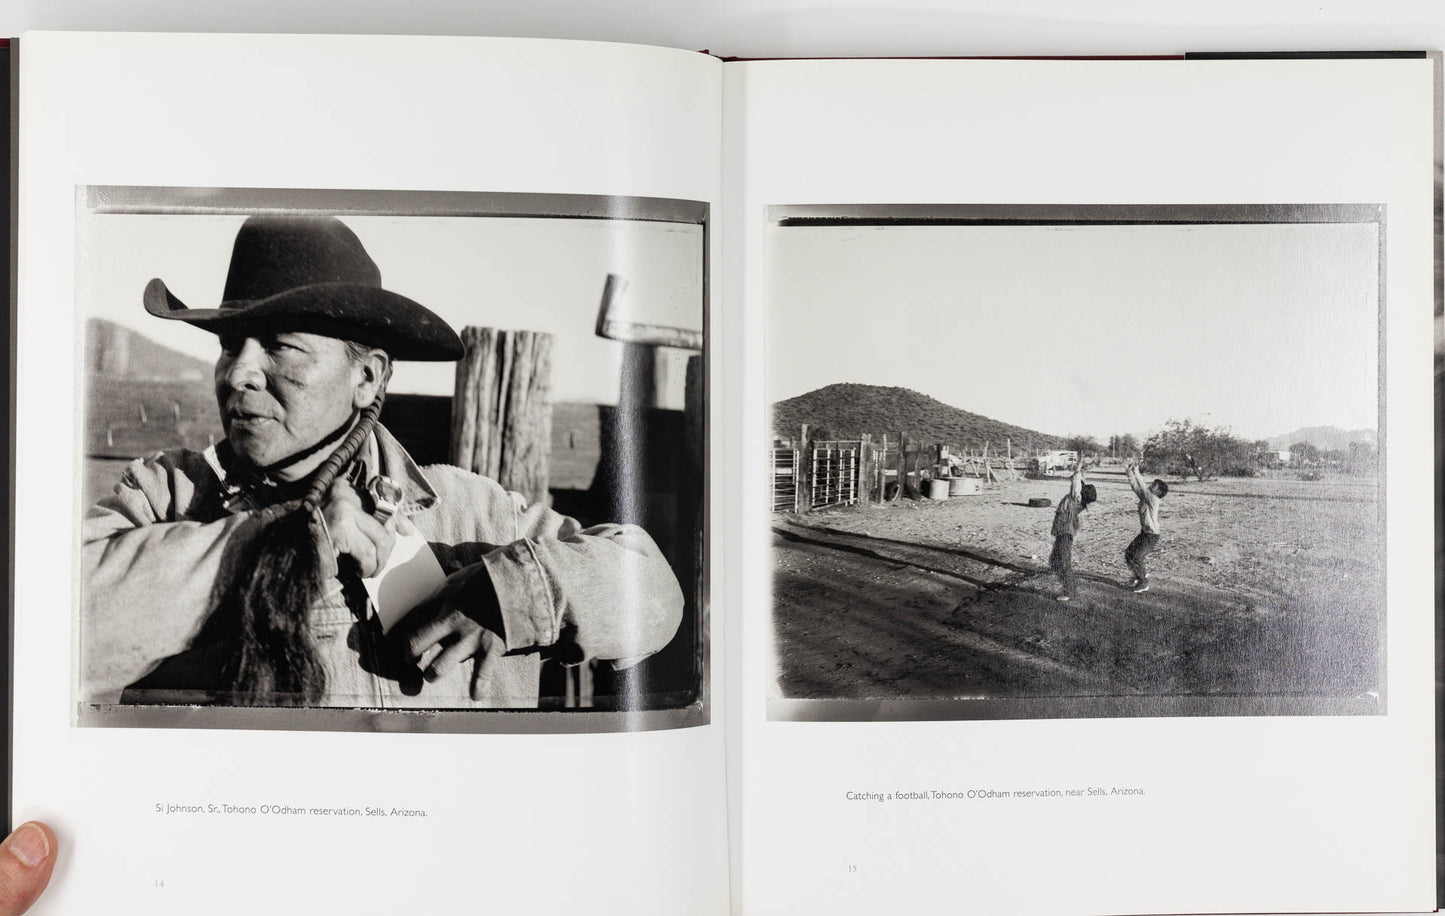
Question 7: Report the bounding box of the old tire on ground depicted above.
[1027,497,1052,508]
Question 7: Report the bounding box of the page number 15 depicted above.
[848,865,859,873]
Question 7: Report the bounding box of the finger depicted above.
[425,631,482,681]
[356,514,398,573]
[325,476,363,509]
[0,822,57,916]
[404,607,458,663]
[337,528,379,579]
[394,513,417,537]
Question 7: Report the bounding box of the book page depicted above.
[729,56,1436,916]
[14,32,727,914]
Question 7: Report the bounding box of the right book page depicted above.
[728,55,1437,916]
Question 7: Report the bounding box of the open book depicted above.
[6,33,1438,916]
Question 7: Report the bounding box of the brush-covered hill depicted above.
[773,383,1064,450]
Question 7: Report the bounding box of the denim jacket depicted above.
[81,424,685,708]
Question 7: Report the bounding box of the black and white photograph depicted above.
[76,187,707,730]
[767,204,1385,720]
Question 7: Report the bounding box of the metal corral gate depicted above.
[771,448,799,511]
[810,446,858,509]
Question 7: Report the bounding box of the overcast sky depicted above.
[81,212,703,409]
[767,221,1380,442]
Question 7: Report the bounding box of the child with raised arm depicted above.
[1049,455,1097,602]
[1125,461,1169,592]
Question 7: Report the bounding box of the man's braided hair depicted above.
[222,389,386,706]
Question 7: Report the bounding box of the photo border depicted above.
[75,185,711,735]
[766,201,1387,722]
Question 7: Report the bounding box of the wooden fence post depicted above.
[907,434,918,496]
[893,432,908,503]
[858,433,874,505]
[880,434,888,505]
[449,326,554,506]
[797,424,812,513]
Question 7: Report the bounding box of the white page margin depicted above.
[733,56,1436,916]
[14,31,728,916]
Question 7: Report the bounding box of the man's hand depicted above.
[0,822,56,915]
[394,564,506,682]
[320,477,401,578]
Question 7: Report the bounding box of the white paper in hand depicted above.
[362,528,447,633]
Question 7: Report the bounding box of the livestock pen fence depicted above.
[770,441,862,512]
[771,425,1044,513]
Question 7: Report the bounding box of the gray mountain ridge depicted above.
[1265,425,1377,452]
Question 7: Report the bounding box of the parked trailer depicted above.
[1030,450,1078,476]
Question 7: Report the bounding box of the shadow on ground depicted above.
[771,524,1381,705]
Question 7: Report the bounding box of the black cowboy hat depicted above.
[143,215,464,361]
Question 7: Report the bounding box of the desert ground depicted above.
[771,468,1383,708]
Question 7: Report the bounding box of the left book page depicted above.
[13,32,726,914]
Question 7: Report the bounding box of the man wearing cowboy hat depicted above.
[81,215,685,708]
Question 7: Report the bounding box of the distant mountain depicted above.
[86,318,212,381]
[773,383,1064,450]
[1267,426,1377,452]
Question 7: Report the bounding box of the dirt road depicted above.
[771,472,1382,705]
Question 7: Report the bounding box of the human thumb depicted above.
[0,822,57,915]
